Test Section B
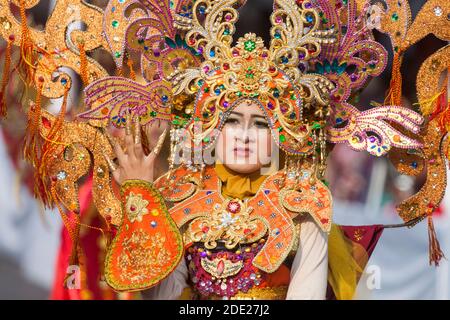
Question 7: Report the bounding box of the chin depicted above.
[224,161,262,174]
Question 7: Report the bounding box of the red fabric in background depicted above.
[326,224,384,300]
[50,176,115,300]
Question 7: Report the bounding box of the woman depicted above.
[104,98,329,300]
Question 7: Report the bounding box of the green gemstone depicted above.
[150,111,157,117]
[307,141,313,146]
[321,179,330,187]
[236,91,242,97]
[114,51,121,58]
[204,87,209,93]
[203,137,210,143]
[290,94,296,100]
[279,135,286,143]
[172,119,180,125]
[244,40,256,52]
[391,13,399,21]
[312,122,321,130]
[112,20,119,28]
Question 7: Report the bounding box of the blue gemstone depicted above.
[281,56,289,64]
[336,117,343,124]
[306,15,314,23]
[206,191,213,195]
[214,88,221,95]
[150,221,157,228]
[210,50,215,57]
[183,208,191,214]
[411,161,418,169]
[264,189,270,195]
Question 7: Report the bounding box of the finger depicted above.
[133,115,144,159]
[104,130,127,164]
[133,114,141,145]
[124,110,136,158]
[103,153,118,172]
[125,109,132,137]
[144,120,157,149]
[149,128,167,158]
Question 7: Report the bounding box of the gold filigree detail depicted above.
[187,198,267,249]
[117,230,170,283]
[200,256,244,279]
[125,192,149,223]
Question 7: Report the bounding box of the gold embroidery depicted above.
[187,198,267,250]
[117,230,170,283]
[125,192,149,223]
[353,229,364,242]
[206,286,288,300]
[200,257,244,279]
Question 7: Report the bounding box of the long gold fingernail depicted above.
[103,154,117,172]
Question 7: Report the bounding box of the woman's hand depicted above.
[104,111,168,185]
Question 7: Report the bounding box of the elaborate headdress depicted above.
[0,0,449,282]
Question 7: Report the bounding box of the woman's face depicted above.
[215,100,274,174]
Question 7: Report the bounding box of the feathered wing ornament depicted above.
[80,0,202,128]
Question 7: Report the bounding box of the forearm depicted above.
[286,215,329,300]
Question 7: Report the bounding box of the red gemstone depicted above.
[217,260,225,276]
[244,228,251,234]
[320,218,329,224]
[130,205,136,212]
[227,201,241,213]
[202,226,210,233]
[223,63,230,70]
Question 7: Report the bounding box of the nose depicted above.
[236,124,255,144]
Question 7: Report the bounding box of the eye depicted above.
[254,120,269,129]
[224,118,239,125]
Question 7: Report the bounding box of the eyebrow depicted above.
[229,111,267,120]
